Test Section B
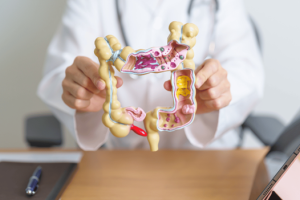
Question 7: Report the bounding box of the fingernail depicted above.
[196,79,202,88]
[96,80,105,90]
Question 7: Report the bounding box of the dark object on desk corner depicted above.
[241,110,300,156]
[25,114,63,147]
[0,162,77,200]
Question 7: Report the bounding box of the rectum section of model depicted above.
[121,40,189,74]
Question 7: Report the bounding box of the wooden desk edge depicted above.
[249,147,270,200]
[0,147,270,200]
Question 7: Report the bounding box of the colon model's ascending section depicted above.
[94,21,199,152]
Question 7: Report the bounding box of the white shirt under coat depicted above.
[37,0,264,150]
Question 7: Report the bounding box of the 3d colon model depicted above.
[94,21,199,151]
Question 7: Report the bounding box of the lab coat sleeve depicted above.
[184,0,264,147]
[37,0,109,150]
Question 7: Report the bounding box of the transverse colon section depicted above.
[121,40,189,74]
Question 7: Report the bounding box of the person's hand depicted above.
[62,56,123,112]
[164,59,231,114]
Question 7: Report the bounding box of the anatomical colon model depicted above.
[94,21,199,151]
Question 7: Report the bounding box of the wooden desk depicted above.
[60,148,269,200]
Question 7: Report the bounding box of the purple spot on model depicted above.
[164,124,167,127]
[174,113,180,123]
[171,124,174,127]
[167,114,170,117]
[166,117,170,122]
[170,62,176,68]
[134,54,159,70]
[154,51,160,56]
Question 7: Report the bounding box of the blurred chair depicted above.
[25,114,63,147]
[242,111,300,179]
[242,112,300,156]
[241,115,285,147]
[270,111,300,155]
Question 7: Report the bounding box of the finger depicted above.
[74,56,105,90]
[65,66,100,94]
[62,79,93,100]
[98,89,107,98]
[203,92,232,110]
[95,76,122,98]
[164,80,172,91]
[115,76,123,88]
[198,79,230,101]
[62,92,90,109]
[199,68,227,91]
[195,59,220,89]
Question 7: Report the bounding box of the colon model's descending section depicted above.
[157,69,196,131]
[121,40,189,74]
[144,68,196,151]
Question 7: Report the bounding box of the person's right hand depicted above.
[62,56,123,112]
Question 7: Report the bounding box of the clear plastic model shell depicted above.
[94,21,199,151]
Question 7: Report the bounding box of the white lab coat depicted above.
[37,0,264,150]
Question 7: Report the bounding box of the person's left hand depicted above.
[164,59,232,114]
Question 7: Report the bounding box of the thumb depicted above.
[195,59,219,89]
[95,79,106,91]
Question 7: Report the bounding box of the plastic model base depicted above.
[94,21,199,151]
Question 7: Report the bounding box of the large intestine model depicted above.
[94,21,199,152]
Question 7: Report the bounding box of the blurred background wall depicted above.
[0,0,299,148]
[0,0,73,148]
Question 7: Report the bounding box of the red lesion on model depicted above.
[130,124,147,136]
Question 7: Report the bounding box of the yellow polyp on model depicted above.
[177,76,191,88]
[176,88,191,99]
[176,76,191,98]
[94,22,199,152]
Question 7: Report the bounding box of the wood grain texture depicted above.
[59,148,269,200]
[249,158,270,200]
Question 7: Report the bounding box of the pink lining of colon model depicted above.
[125,107,146,122]
[121,40,189,74]
[122,41,195,131]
